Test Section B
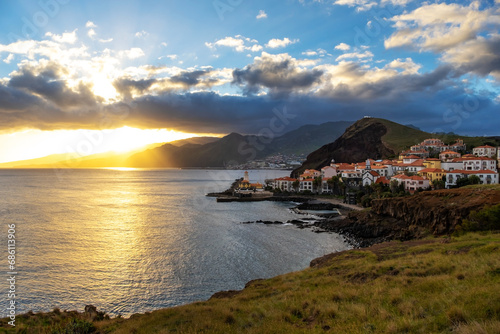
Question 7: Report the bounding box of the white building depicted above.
[299,179,314,192]
[460,156,497,172]
[391,174,430,193]
[439,150,461,162]
[321,160,338,179]
[274,177,297,192]
[445,170,499,188]
[441,160,464,172]
[473,145,497,158]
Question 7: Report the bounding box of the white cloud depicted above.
[303,50,318,56]
[385,2,500,52]
[45,30,78,44]
[3,54,14,64]
[135,30,149,38]
[161,54,177,61]
[381,0,413,5]
[257,10,268,19]
[99,38,113,43]
[335,50,373,62]
[334,43,351,51]
[161,42,168,47]
[206,36,262,53]
[88,29,96,39]
[119,48,145,59]
[334,0,377,12]
[85,21,97,28]
[385,57,421,74]
[302,48,328,57]
[266,38,299,49]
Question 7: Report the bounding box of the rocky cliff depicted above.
[292,118,397,177]
[317,186,500,247]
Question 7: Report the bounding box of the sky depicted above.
[0,0,499,163]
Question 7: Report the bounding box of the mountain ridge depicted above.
[292,117,500,177]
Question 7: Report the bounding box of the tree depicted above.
[313,176,322,194]
[292,180,300,192]
[432,179,446,190]
[469,175,481,185]
[327,176,341,195]
[456,175,481,188]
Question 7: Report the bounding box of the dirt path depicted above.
[315,197,364,211]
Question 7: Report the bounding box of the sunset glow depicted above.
[0,127,207,164]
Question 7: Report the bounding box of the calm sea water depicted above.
[0,169,350,317]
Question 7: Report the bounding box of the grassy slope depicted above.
[374,118,500,154]
[3,233,499,333]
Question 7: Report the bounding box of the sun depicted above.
[92,73,119,101]
[102,127,196,153]
[0,127,205,164]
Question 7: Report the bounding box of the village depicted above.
[234,138,500,205]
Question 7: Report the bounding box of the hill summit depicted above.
[291,117,496,177]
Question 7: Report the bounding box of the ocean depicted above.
[0,169,350,317]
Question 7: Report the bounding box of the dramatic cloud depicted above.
[7,61,98,108]
[0,9,498,138]
[232,52,323,96]
[442,34,500,80]
[385,2,500,52]
[385,2,500,82]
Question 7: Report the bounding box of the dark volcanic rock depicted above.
[314,186,500,247]
[292,118,395,177]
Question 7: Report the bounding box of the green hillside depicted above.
[374,118,500,153]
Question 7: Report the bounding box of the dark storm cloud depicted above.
[232,54,324,96]
[444,34,500,79]
[8,62,97,108]
[317,64,457,101]
[0,54,498,135]
[113,78,157,99]
[170,70,215,86]
[113,69,220,99]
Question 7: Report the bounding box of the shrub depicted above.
[459,204,500,232]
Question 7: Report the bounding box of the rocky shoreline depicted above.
[4,186,498,331]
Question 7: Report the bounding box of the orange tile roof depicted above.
[375,177,390,184]
[275,177,297,181]
[419,168,445,173]
[448,169,498,175]
[474,145,496,149]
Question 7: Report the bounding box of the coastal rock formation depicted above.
[318,186,500,246]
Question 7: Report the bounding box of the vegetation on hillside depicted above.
[2,232,499,334]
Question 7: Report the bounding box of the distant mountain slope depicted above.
[127,133,255,167]
[0,143,166,169]
[127,121,353,168]
[292,117,500,177]
[256,121,353,157]
[168,136,219,147]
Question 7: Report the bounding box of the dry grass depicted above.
[2,232,499,334]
